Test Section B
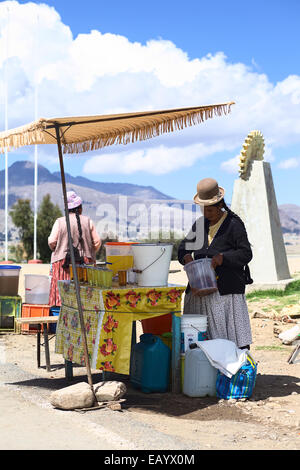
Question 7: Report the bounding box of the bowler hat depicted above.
[193,178,225,206]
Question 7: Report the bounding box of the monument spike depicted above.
[231,130,292,289]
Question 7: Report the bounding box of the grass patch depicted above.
[273,305,284,312]
[285,279,300,293]
[246,279,300,300]
[255,345,289,352]
[247,289,286,300]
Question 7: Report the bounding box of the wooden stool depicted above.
[15,316,58,372]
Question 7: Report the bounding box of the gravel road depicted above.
[0,356,200,450]
[1,332,300,451]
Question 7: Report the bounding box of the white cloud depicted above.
[278,157,300,169]
[83,141,225,175]
[221,155,240,174]
[1,1,300,175]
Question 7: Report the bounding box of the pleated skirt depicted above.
[183,290,252,348]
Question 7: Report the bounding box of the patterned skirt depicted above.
[183,290,252,348]
[49,257,93,307]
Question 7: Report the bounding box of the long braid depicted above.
[69,205,84,249]
[75,206,83,245]
[63,204,84,268]
[222,199,246,228]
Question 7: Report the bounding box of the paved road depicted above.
[0,384,130,450]
[0,360,198,451]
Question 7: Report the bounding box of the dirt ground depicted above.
[0,258,300,450]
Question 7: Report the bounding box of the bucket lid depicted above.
[24,273,49,277]
[132,243,173,246]
[0,265,21,269]
[105,242,137,246]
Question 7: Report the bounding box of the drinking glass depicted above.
[118,270,127,287]
[87,267,93,286]
[103,269,113,288]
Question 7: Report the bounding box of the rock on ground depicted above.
[94,381,126,402]
[50,382,95,410]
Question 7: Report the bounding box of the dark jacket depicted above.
[178,212,253,295]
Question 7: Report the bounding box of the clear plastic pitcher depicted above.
[183,258,217,290]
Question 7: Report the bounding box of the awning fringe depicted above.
[0,103,234,155]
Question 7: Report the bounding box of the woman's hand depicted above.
[211,253,223,269]
[191,287,218,297]
[183,254,194,265]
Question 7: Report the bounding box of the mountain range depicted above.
[0,161,299,240]
[0,161,173,202]
[0,161,189,242]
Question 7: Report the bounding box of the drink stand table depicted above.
[55,281,185,393]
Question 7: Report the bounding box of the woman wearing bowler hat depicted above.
[48,190,101,306]
[178,178,253,350]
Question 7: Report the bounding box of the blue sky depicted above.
[1,0,300,205]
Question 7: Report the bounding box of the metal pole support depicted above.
[54,124,96,404]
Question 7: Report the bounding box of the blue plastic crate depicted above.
[49,307,60,333]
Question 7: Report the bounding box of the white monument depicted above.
[231,130,292,288]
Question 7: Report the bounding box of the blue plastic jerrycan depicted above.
[130,333,171,393]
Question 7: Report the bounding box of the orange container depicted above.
[141,313,172,335]
[21,304,50,333]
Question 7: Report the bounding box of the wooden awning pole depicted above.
[54,123,96,404]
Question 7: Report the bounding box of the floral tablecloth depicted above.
[55,281,185,375]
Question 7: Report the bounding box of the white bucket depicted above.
[25,274,51,305]
[132,243,173,287]
[181,314,208,353]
